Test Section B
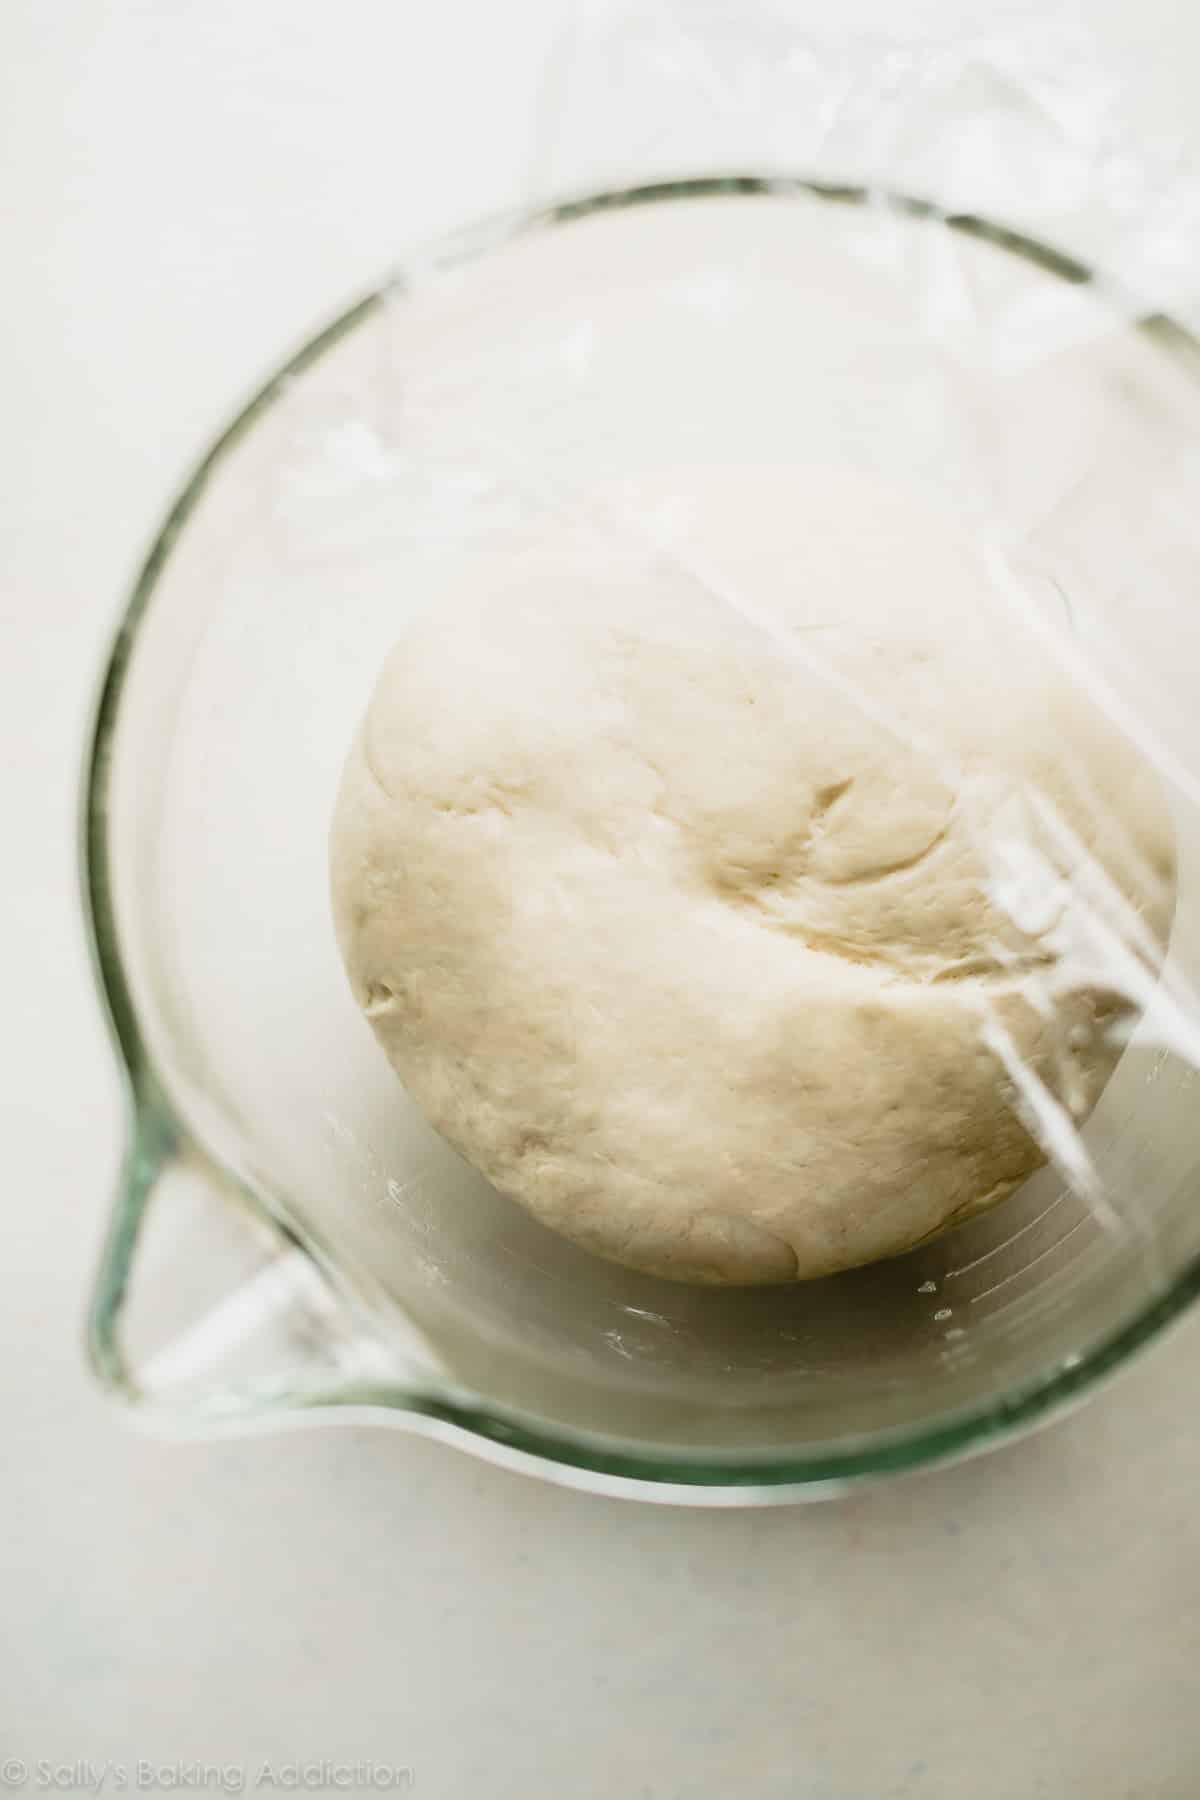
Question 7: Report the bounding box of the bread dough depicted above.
[330,468,1175,1283]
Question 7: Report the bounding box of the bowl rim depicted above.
[80,171,1200,1494]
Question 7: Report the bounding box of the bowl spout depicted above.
[88,1098,426,1430]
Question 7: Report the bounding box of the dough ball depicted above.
[330,469,1175,1284]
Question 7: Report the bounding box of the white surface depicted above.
[4,4,1200,1795]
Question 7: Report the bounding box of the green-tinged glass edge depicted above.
[80,173,1200,1493]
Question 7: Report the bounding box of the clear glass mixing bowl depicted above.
[83,178,1200,1501]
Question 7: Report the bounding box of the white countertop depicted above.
[4,4,1200,1794]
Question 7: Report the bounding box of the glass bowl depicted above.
[83,177,1200,1502]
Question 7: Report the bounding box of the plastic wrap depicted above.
[534,3,1200,318]
[297,6,1200,1286]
